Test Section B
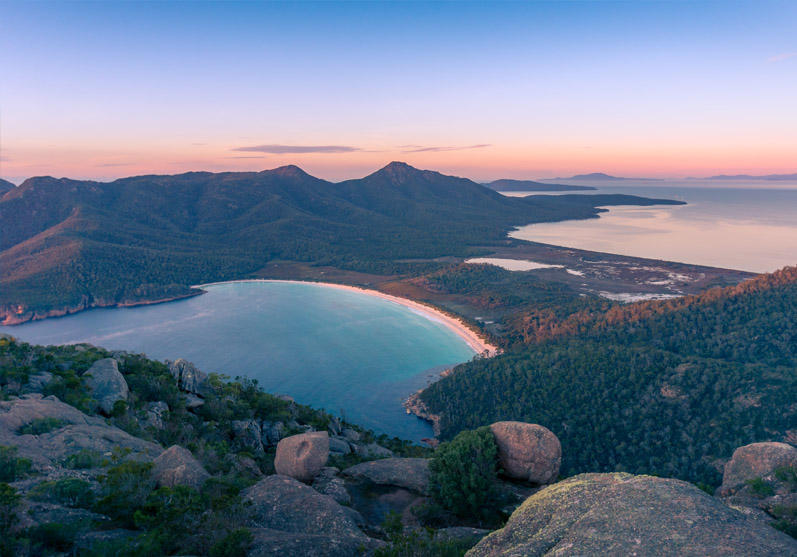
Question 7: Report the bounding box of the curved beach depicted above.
[192,279,499,357]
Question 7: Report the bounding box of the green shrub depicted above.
[209,528,253,557]
[0,483,21,533]
[62,449,104,469]
[29,478,95,508]
[746,477,775,497]
[26,522,78,552]
[774,466,797,486]
[0,445,32,481]
[95,461,155,527]
[17,417,67,435]
[429,426,503,523]
[375,512,480,556]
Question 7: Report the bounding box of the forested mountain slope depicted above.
[0,162,681,324]
[420,267,797,486]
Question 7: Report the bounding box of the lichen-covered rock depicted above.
[144,401,169,429]
[466,473,797,556]
[247,527,384,557]
[489,421,561,484]
[0,394,161,468]
[720,442,797,496]
[312,467,351,506]
[274,431,329,482]
[343,458,430,494]
[151,445,210,489]
[166,358,208,395]
[261,421,285,446]
[83,358,128,415]
[329,436,351,455]
[243,475,367,539]
[353,442,392,460]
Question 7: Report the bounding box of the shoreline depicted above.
[192,278,500,357]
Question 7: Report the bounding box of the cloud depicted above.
[768,52,797,63]
[95,162,135,167]
[232,144,361,154]
[400,144,491,153]
[225,155,266,159]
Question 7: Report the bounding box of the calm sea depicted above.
[506,181,797,273]
[0,281,476,441]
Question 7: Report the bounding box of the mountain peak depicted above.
[266,164,311,178]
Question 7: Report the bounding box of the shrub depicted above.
[29,478,95,508]
[429,426,503,523]
[209,528,253,557]
[26,522,78,552]
[17,417,67,436]
[62,449,104,469]
[0,445,32,481]
[746,477,775,497]
[0,483,21,533]
[95,461,155,527]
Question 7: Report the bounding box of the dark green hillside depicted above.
[419,267,797,486]
[0,162,682,323]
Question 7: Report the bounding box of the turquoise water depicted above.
[0,281,476,441]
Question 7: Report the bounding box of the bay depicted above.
[0,281,476,441]
[506,181,797,273]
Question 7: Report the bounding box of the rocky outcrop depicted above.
[166,358,208,395]
[489,421,561,484]
[243,475,369,539]
[467,473,797,556]
[353,442,393,460]
[247,527,383,557]
[151,445,210,489]
[312,467,351,506]
[720,442,797,496]
[328,436,351,455]
[274,431,329,482]
[232,419,265,456]
[83,358,129,415]
[343,457,430,494]
[0,394,161,468]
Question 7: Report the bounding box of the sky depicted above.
[1,0,796,184]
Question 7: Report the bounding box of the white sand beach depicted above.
[192,279,499,357]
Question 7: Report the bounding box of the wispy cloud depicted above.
[225,155,266,159]
[400,144,491,153]
[95,162,135,167]
[768,52,797,63]
[232,144,361,154]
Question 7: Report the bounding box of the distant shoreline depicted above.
[192,278,500,357]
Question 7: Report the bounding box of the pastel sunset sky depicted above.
[1,0,796,184]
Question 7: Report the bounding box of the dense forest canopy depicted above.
[420,267,797,486]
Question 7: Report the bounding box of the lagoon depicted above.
[0,281,477,441]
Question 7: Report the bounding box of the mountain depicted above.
[704,173,797,181]
[484,178,595,192]
[0,162,683,324]
[0,178,15,196]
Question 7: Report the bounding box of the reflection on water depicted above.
[508,184,797,273]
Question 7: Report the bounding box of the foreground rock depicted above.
[0,394,161,468]
[166,358,208,395]
[720,442,797,496]
[247,527,383,557]
[151,445,210,489]
[467,473,797,556]
[343,457,430,494]
[83,358,129,414]
[243,475,374,544]
[489,421,561,483]
[274,431,329,482]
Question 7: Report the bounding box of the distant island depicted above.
[547,172,662,181]
[484,179,595,192]
[702,173,797,181]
